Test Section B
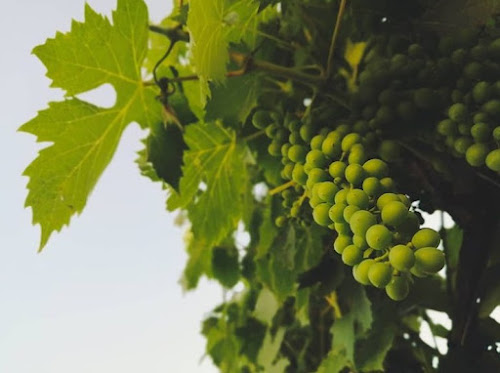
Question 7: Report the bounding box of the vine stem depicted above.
[243,130,266,142]
[268,180,296,196]
[326,0,347,78]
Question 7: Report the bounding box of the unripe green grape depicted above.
[274,129,288,143]
[329,161,347,179]
[281,143,291,158]
[349,210,377,236]
[486,149,500,172]
[345,164,366,186]
[368,262,393,288]
[353,234,368,250]
[281,189,294,203]
[411,228,441,249]
[397,194,411,208]
[287,119,302,132]
[292,163,308,185]
[353,259,376,285]
[410,266,428,278]
[343,205,360,223]
[299,124,314,142]
[265,123,279,138]
[363,159,389,178]
[493,126,500,141]
[380,177,395,192]
[309,194,322,208]
[335,222,351,234]
[313,203,333,227]
[375,105,395,126]
[414,247,445,273]
[289,131,302,145]
[482,99,500,119]
[268,141,282,156]
[448,103,468,122]
[465,143,489,166]
[282,163,294,180]
[437,119,458,136]
[454,137,473,154]
[334,188,349,204]
[385,276,410,301]
[362,177,381,197]
[472,81,492,103]
[389,244,415,271]
[470,123,491,142]
[408,43,425,58]
[336,124,352,135]
[353,120,369,134]
[310,134,325,150]
[329,203,346,223]
[381,201,409,227]
[366,224,392,250]
[348,144,367,164]
[322,132,342,158]
[473,112,489,124]
[288,145,308,163]
[306,168,329,190]
[342,245,364,266]
[379,140,401,162]
[290,204,300,218]
[316,182,339,204]
[341,133,362,152]
[377,193,400,210]
[463,61,485,80]
[275,215,287,227]
[306,149,328,168]
[333,234,352,254]
[252,110,273,129]
[346,189,369,209]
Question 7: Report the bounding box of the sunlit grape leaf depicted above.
[206,73,261,125]
[187,0,260,99]
[167,122,248,247]
[20,0,160,250]
[180,231,213,291]
[316,347,350,373]
[257,327,289,372]
[254,287,280,324]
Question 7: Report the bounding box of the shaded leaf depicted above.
[212,246,240,288]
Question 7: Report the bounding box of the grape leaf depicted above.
[211,246,240,288]
[180,231,213,291]
[316,347,350,373]
[167,122,248,247]
[20,0,160,250]
[330,280,373,362]
[257,327,289,372]
[254,287,280,324]
[186,0,260,99]
[205,73,261,125]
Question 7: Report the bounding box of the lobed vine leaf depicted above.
[20,0,160,250]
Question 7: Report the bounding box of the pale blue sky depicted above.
[0,1,219,372]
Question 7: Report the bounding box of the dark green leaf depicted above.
[212,246,241,288]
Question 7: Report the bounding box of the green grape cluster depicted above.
[252,108,445,301]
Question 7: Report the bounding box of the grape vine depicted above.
[21,0,500,372]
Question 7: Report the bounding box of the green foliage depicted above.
[21,0,500,371]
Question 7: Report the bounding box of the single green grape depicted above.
[341,133,362,152]
[292,163,308,185]
[411,228,441,249]
[275,216,287,227]
[322,132,343,158]
[362,177,381,197]
[268,141,282,156]
[334,188,349,204]
[282,163,295,180]
[345,164,366,186]
[385,276,410,301]
[389,244,415,271]
[454,137,473,154]
[381,201,408,227]
[376,193,400,210]
[486,149,500,172]
[346,189,369,209]
[437,119,458,136]
[334,235,352,254]
[252,110,273,129]
[353,234,368,250]
[316,182,339,204]
[397,194,411,208]
[343,205,361,223]
[363,159,389,178]
[334,222,351,234]
[466,143,489,166]
[472,81,492,104]
[306,168,329,190]
[379,177,395,192]
[493,126,500,141]
[306,149,328,168]
[470,122,491,142]
[310,134,325,150]
[448,103,468,122]
[288,145,308,163]
[348,144,367,164]
[299,124,314,142]
[414,247,445,273]
[313,203,333,227]
[368,262,393,288]
[308,194,322,208]
[329,203,347,223]
[482,99,500,119]
[329,161,347,179]
[366,224,392,250]
[342,245,364,266]
[353,259,376,285]
[379,140,401,162]
[349,210,377,236]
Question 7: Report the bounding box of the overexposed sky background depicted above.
[0,1,220,372]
